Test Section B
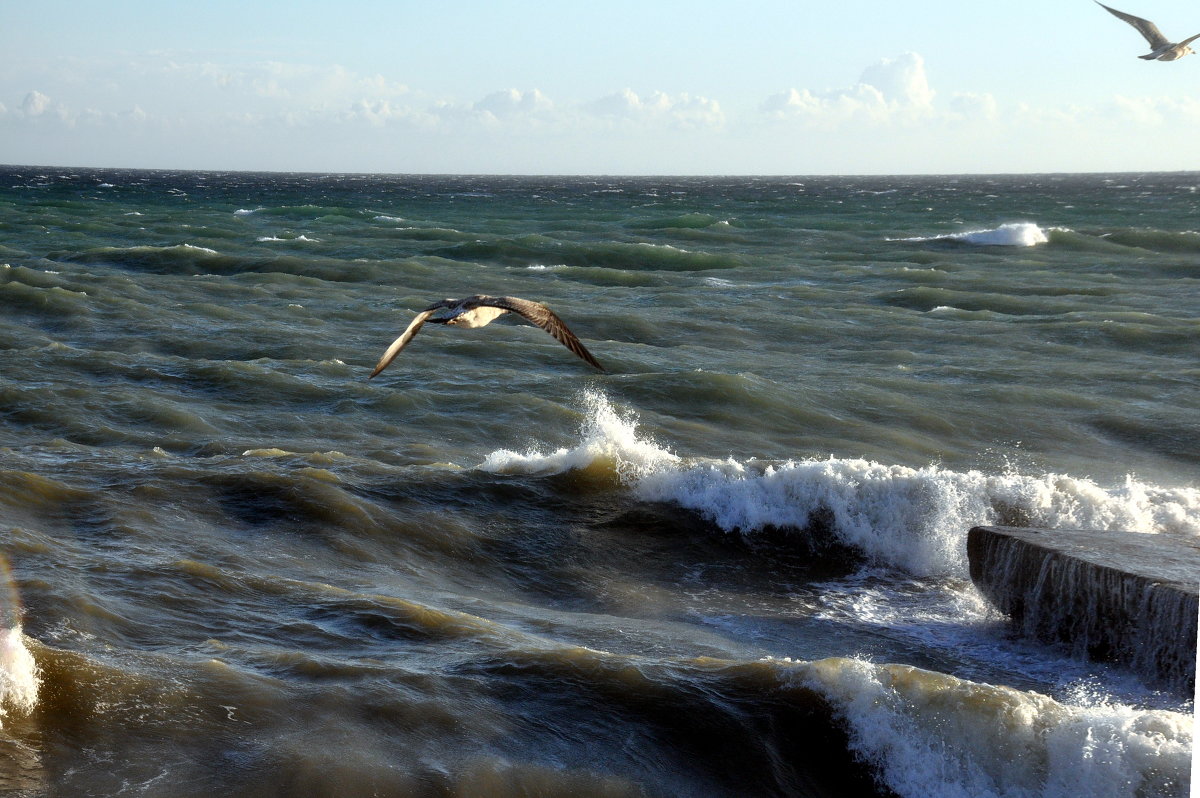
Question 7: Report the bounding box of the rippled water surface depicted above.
[0,167,1196,797]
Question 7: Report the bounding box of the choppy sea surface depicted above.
[0,166,1196,797]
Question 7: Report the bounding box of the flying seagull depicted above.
[1096,2,1200,61]
[369,295,604,377]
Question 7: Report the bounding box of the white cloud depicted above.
[948,92,999,121]
[762,52,937,125]
[473,88,554,118]
[1109,95,1200,125]
[21,90,53,116]
[5,47,1199,174]
[860,53,934,109]
[344,98,432,128]
[587,89,723,128]
[761,85,890,125]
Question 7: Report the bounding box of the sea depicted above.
[0,166,1196,797]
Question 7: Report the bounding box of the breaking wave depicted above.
[894,222,1049,247]
[798,657,1192,798]
[480,392,1200,577]
[0,559,38,726]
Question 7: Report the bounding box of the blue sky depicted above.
[3,0,1199,174]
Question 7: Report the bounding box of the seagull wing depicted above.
[1180,32,1200,47]
[1097,2,1171,48]
[483,296,605,371]
[369,308,438,378]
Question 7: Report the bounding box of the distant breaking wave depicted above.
[894,222,1049,247]
[480,391,1200,578]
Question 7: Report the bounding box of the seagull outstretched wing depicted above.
[481,296,605,372]
[1097,2,1171,48]
[369,295,604,378]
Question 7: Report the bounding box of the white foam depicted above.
[256,235,321,243]
[639,460,1200,576]
[895,222,1049,247]
[480,392,1200,577]
[478,390,679,479]
[798,657,1192,798]
[233,208,260,216]
[0,626,39,725]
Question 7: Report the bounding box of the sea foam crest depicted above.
[638,459,1200,576]
[479,390,679,480]
[481,392,1200,577]
[0,625,38,725]
[896,222,1049,247]
[0,559,38,725]
[799,657,1192,798]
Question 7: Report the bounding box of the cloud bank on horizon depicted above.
[3,46,1198,175]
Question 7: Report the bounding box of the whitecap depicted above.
[893,222,1049,247]
[798,657,1192,798]
[479,392,1200,577]
[0,626,38,725]
[478,390,678,479]
[256,234,320,243]
[638,459,1200,576]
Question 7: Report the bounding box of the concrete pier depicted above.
[967,525,1200,696]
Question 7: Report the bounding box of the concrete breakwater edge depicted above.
[967,525,1199,696]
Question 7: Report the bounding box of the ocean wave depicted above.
[480,392,1200,577]
[479,391,679,481]
[798,657,1192,798]
[46,244,385,281]
[894,222,1049,247]
[626,213,726,230]
[0,626,38,725]
[233,204,368,221]
[1101,228,1200,255]
[881,285,1083,316]
[51,244,226,273]
[0,558,38,726]
[384,226,477,242]
[255,234,322,243]
[432,236,743,271]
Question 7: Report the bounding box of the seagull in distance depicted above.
[1096,2,1200,60]
[369,295,605,377]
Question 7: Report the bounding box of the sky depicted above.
[2,0,1199,175]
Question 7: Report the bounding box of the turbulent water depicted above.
[0,166,1196,797]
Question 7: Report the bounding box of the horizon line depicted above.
[4,162,1200,180]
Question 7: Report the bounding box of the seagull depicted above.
[369,295,604,377]
[1096,2,1200,61]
